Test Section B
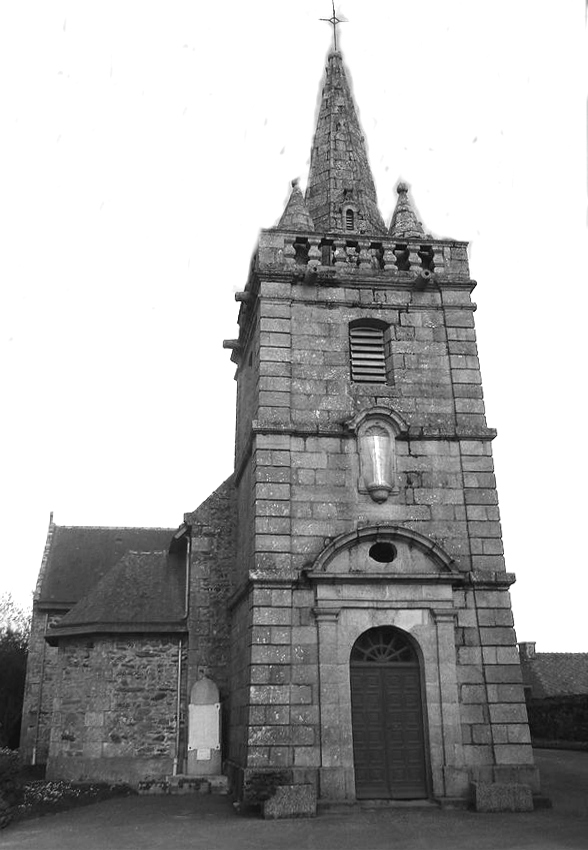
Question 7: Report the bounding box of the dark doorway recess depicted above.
[350,626,429,799]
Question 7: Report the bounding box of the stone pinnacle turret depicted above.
[277,180,316,231]
[389,182,426,240]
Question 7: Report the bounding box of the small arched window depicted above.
[345,209,355,231]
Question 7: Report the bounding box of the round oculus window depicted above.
[369,542,397,563]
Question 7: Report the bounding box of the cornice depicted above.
[467,571,516,589]
[260,228,470,248]
[44,621,188,646]
[306,572,463,585]
[234,422,497,482]
[255,268,477,294]
[227,573,297,611]
[249,421,496,441]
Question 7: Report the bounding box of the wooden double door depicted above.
[350,627,428,800]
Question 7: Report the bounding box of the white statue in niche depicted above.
[358,421,397,503]
[347,406,406,504]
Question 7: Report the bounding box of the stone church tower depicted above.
[222,48,539,807]
[21,45,540,812]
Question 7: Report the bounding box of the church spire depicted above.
[305,51,386,236]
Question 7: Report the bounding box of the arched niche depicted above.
[346,407,409,503]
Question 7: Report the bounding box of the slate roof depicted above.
[37,525,176,608]
[521,653,588,698]
[46,549,186,643]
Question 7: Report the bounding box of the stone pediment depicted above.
[305,524,461,582]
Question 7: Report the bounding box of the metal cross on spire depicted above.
[320,1,346,52]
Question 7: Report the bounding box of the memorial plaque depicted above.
[188,703,220,752]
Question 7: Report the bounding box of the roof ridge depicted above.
[530,651,588,656]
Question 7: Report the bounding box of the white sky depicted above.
[1,1,587,650]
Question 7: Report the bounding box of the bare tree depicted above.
[0,594,31,749]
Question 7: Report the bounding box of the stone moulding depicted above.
[250,273,477,298]
[307,572,462,585]
[233,419,499,486]
[308,524,458,574]
[247,421,497,442]
[226,575,295,612]
[467,571,517,589]
[344,405,409,437]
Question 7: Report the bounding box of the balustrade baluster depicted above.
[283,237,296,268]
[308,236,322,265]
[432,246,445,273]
[334,239,347,268]
[408,244,421,273]
[382,241,398,273]
[358,239,372,271]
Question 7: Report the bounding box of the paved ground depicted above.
[1,750,587,850]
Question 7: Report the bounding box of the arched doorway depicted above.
[350,626,428,799]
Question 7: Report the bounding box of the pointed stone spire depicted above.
[305,52,386,235]
[277,179,315,231]
[389,182,425,240]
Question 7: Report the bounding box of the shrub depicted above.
[0,747,135,830]
[0,749,20,805]
[0,594,31,749]
[0,794,11,830]
[527,695,588,742]
[0,748,20,829]
[0,748,19,782]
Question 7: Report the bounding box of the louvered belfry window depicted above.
[350,324,387,383]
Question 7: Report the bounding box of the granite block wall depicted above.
[185,479,237,700]
[47,636,185,784]
[225,231,537,801]
[227,593,253,795]
[19,610,62,765]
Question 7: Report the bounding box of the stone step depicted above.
[137,775,229,796]
[319,799,439,815]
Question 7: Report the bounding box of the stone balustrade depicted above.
[256,230,471,280]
